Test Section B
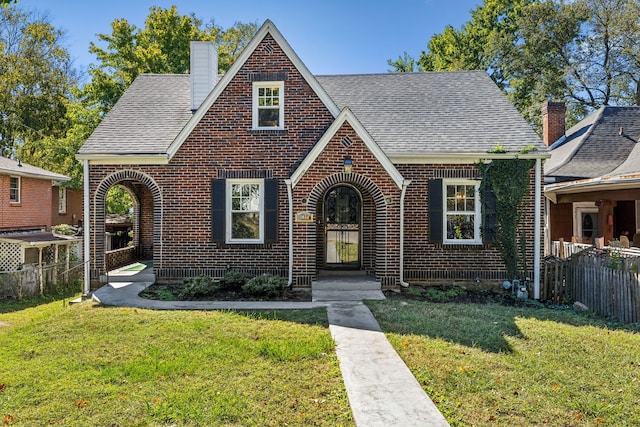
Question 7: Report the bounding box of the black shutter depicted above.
[211,179,226,243]
[482,184,497,244]
[264,179,278,243]
[428,179,443,244]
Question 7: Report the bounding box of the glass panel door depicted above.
[324,186,360,268]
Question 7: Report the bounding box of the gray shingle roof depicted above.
[316,71,544,153]
[0,156,69,181]
[79,70,544,157]
[78,74,192,155]
[545,106,640,179]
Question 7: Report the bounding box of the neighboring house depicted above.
[52,185,83,229]
[0,157,80,272]
[0,156,70,232]
[77,20,547,296]
[544,102,640,250]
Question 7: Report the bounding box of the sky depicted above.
[19,0,481,79]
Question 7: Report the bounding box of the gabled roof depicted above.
[77,74,192,161]
[77,20,545,164]
[0,157,69,182]
[545,106,640,179]
[289,107,405,189]
[316,71,544,155]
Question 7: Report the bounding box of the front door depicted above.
[324,186,360,269]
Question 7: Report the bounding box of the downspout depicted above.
[83,159,90,296]
[399,179,411,287]
[533,158,542,300]
[285,179,293,287]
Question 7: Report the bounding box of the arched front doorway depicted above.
[323,185,361,269]
[90,170,163,288]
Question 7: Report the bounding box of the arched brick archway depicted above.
[91,170,163,283]
[305,172,394,284]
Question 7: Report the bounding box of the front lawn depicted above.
[366,297,640,426]
[0,299,353,426]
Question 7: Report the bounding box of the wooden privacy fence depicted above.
[543,247,640,323]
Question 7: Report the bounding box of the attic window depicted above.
[252,81,284,129]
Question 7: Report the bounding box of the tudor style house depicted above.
[544,102,640,250]
[77,20,547,297]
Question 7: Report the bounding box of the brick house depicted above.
[0,156,81,273]
[543,102,640,249]
[77,20,547,296]
[0,156,70,232]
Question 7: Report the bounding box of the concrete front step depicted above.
[312,289,385,301]
[312,275,384,301]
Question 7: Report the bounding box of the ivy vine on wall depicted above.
[476,145,535,280]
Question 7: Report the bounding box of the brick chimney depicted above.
[190,41,218,111]
[542,101,566,146]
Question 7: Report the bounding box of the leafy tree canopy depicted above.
[82,6,257,115]
[0,7,77,156]
[389,0,640,131]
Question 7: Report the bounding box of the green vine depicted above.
[476,145,535,280]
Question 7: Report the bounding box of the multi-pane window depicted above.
[227,180,263,242]
[444,180,480,243]
[253,82,283,129]
[9,176,20,203]
[58,187,67,214]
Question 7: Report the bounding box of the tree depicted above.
[106,185,134,216]
[389,0,640,130]
[18,90,101,188]
[83,6,257,115]
[0,7,77,156]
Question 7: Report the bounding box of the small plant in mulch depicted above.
[219,270,252,291]
[139,273,308,301]
[242,274,286,298]
[178,275,220,300]
[390,284,541,307]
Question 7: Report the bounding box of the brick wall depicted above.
[51,187,83,227]
[87,34,335,287]
[0,174,52,231]
[398,164,540,284]
[85,32,542,289]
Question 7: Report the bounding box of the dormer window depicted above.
[253,81,284,129]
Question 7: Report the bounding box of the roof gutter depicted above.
[388,151,550,164]
[0,168,70,182]
[75,153,170,165]
[544,174,640,203]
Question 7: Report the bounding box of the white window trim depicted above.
[573,201,598,239]
[9,176,20,204]
[443,179,481,244]
[58,187,67,214]
[226,179,264,244]
[252,81,284,130]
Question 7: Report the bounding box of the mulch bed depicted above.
[139,282,312,302]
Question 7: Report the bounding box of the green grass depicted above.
[122,262,149,272]
[366,299,640,427]
[0,299,352,426]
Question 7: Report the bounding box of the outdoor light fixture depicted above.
[343,155,353,174]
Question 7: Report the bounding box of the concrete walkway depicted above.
[89,267,449,426]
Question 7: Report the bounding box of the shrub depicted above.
[242,274,286,298]
[179,275,219,300]
[219,270,251,291]
[52,224,77,236]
